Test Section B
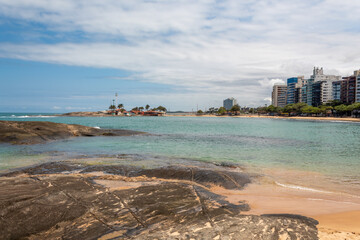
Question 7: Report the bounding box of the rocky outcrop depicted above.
[0,162,319,239]
[58,111,109,117]
[0,121,144,145]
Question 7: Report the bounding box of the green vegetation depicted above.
[154,106,167,112]
[217,107,227,115]
[230,104,240,112]
[197,110,204,114]
[261,102,360,117]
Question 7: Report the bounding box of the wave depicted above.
[275,181,333,194]
[0,115,56,119]
[94,126,101,129]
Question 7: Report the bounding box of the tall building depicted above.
[312,67,341,105]
[305,78,315,106]
[295,76,307,103]
[312,81,322,107]
[301,85,308,103]
[223,97,237,110]
[340,70,360,104]
[302,67,341,106]
[286,77,299,105]
[357,75,360,103]
[332,80,342,101]
[272,84,287,107]
[341,75,357,104]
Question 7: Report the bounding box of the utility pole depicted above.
[115,93,118,107]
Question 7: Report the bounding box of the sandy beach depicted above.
[167,113,360,123]
[210,166,360,240]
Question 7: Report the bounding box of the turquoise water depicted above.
[1,113,360,185]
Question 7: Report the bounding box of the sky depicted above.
[1,0,360,112]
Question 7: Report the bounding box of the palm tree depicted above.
[139,106,144,112]
[145,104,150,111]
[117,103,124,109]
[156,106,167,112]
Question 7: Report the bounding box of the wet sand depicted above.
[211,175,360,239]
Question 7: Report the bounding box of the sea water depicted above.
[1,113,360,191]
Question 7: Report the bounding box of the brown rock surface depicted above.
[0,162,319,239]
[58,111,109,117]
[0,121,144,145]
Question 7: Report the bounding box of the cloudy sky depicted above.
[1,0,360,112]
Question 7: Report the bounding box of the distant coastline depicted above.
[57,111,360,123]
[191,114,360,123]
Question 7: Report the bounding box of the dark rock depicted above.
[1,162,85,177]
[0,120,145,145]
[0,173,318,240]
[137,166,251,189]
[3,162,252,190]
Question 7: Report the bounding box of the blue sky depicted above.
[1,0,360,112]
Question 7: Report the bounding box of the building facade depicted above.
[332,80,342,101]
[357,75,360,103]
[286,77,299,105]
[223,97,237,110]
[272,84,287,107]
[300,67,341,106]
[312,67,341,105]
[312,81,322,107]
[341,76,357,104]
[271,67,360,107]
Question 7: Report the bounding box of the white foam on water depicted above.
[306,198,360,205]
[15,115,55,118]
[94,126,101,129]
[275,181,333,194]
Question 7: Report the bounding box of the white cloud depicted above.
[1,0,360,108]
[259,78,285,88]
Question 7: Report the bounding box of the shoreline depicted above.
[4,112,360,123]
[1,158,359,239]
[167,113,360,123]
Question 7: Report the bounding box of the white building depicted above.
[311,67,341,104]
[223,98,237,110]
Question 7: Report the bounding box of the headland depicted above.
[0,120,145,145]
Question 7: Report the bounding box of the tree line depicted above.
[109,104,167,112]
[259,101,360,117]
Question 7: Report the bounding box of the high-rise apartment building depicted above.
[223,97,237,110]
[356,75,360,103]
[311,67,341,105]
[338,70,360,104]
[286,77,298,105]
[332,80,342,101]
[286,76,306,105]
[301,67,341,106]
[272,84,287,107]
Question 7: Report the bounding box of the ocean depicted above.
[1,113,360,194]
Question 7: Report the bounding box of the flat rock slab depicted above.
[3,162,252,190]
[0,163,319,239]
[0,121,144,145]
